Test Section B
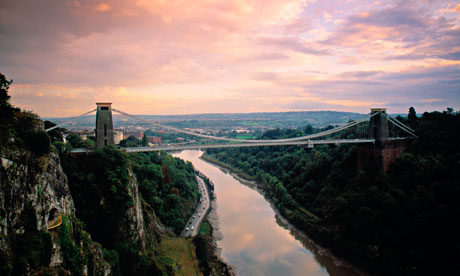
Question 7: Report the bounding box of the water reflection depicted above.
[173,150,359,276]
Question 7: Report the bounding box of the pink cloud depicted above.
[93,3,111,12]
[1,0,459,117]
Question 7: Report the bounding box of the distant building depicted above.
[114,129,124,144]
[146,136,161,145]
[76,130,94,140]
[125,130,144,139]
[234,128,249,133]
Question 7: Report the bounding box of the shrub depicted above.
[26,130,51,156]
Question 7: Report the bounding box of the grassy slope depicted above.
[158,238,202,276]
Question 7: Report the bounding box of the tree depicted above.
[0,73,17,143]
[44,120,65,142]
[408,107,417,120]
[26,130,51,156]
[305,124,314,134]
[142,134,148,147]
[0,73,13,109]
[67,134,83,148]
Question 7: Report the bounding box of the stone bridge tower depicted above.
[95,103,114,148]
[369,108,389,143]
[358,108,406,172]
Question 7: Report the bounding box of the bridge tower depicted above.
[369,108,389,142]
[359,108,406,172]
[95,103,114,148]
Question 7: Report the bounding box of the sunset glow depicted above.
[1,0,459,116]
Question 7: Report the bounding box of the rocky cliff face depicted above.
[0,150,73,240]
[0,149,110,275]
[119,168,146,250]
[63,150,150,252]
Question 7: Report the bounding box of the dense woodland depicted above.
[207,109,460,276]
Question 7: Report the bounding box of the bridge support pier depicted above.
[358,108,406,172]
[95,103,114,148]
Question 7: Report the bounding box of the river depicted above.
[173,150,360,276]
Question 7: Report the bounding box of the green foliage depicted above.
[192,235,211,276]
[119,136,141,147]
[0,73,52,153]
[25,130,51,156]
[142,134,148,146]
[0,73,12,107]
[9,203,52,275]
[207,110,460,276]
[44,120,66,142]
[130,151,199,234]
[408,107,417,120]
[102,249,122,276]
[53,141,72,156]
[62,146,133,249]
[66,134,94,149]
[0,73,16,144]
[67,134,83,148]
[59,216,84,276]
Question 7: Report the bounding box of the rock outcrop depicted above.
[0,148,110,275]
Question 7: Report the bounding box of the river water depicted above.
[173,150,360,276]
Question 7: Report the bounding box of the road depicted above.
[181,175,210,237]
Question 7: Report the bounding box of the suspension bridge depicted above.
[45,103,416,153]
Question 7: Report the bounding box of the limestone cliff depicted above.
[118,168,146,250]
[62,149,149,252]
[0,148,110,275]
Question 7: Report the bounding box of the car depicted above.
[189,221,192,224]
[186,227,189,231]
[193,215,195,218]
[191,226,194,230]
[196,210,198,213]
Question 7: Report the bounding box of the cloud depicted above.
[379,64,460,81]
[281,100,345,110]
[322,1,459,61]
[440,3,460,14]
[93,3,111,12]
[338,71,383,78]
[437,51,460,61]
[258,37,331,56]
[1,0,459,116]
[251,72,280,82]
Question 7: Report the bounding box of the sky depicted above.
[1,0,459,117]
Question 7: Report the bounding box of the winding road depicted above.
[182,175,210,237]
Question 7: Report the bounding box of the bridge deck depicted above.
[71,139,379,153]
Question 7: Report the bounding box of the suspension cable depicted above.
[45,109,97,132]
[112,108,372,143]
[387,116,416,136]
